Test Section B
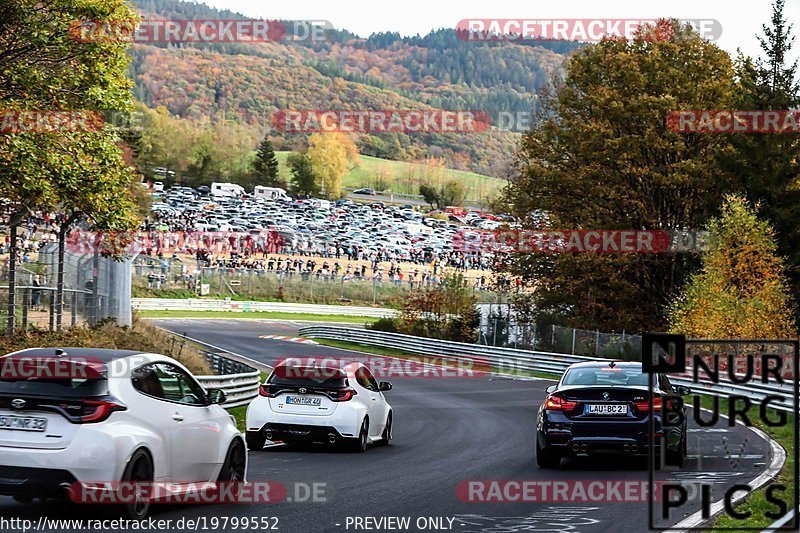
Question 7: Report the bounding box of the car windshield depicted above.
[562,366,649,387]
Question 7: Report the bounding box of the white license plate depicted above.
[285,396,322,406]
[0,415,48,432]
[585,404,627,415]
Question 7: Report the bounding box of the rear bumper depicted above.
[538,413,683,455]
[0,466,76,498]
[249,424,350,444]
[246,399,361,440]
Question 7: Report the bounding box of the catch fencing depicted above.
[478,314,641,359]
[2,245,132,334]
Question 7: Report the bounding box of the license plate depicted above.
[585,404,627,415]
[0,415,48,432]
[285,396,322,406]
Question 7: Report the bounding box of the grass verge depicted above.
[138,309,380,324]
[706,394,796,530]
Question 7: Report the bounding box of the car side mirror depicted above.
[206,388,227,405]
[545,385,557,394]
[379,382,392,392]
[674,385,692,396]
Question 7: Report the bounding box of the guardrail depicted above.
[134,298,397,318]
[297,326,797,412]
[195,352,261,408]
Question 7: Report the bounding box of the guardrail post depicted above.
[571,329,576,354]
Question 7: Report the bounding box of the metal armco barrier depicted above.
[297,326,798,412]
[195,352,261,408]
[133,297,397,318]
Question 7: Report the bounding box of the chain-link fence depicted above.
[478,318,642,360]
[131,257,499,307]
[1,245,132,334]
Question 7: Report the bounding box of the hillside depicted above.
[274,152,504,203]
[128,0,579,177]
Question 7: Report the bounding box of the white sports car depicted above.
[246,360,393,452]
[0,348,246,519]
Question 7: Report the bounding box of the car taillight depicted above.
[634,396,663,413]
[328,388,357,402]
[80,399,126,423]
[544,394,578,411]
[259,385,277,398]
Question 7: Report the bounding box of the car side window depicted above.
[132,364,165,399]
[355,368,376,392]
[155,363,206,406]
[363,367,380,392]
[660,373,673,392]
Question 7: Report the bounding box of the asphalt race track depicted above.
[0,319,776,532]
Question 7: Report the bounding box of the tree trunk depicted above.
[56,213,80,331]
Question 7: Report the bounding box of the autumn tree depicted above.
[307,133,352,199]
[500,19,738,332]
[0,0,141,334]
[419,180,468,209]
[668,196,795,338]
[396,272,480,342]
[250,135,284,188]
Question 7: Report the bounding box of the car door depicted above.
[130,364,178,480]
[153,363,221,482]
[355,367,385,438]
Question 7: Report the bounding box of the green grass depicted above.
[275,151,503,203]
[227,405,248,433]
[706,394,796,530]
[226,372,270,432]
[137,309,380,323]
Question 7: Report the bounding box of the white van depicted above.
[253,186,289,201]
[211,182,245,199]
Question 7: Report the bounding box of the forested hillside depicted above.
[128,0,580,176]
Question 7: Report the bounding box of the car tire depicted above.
[246,432,266,452]
[536,440,561,468]
[666,439,686,468]
[119,449,153,520]
[218,439,246,483]
[377,412,392,446]
[348,418,369,453]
